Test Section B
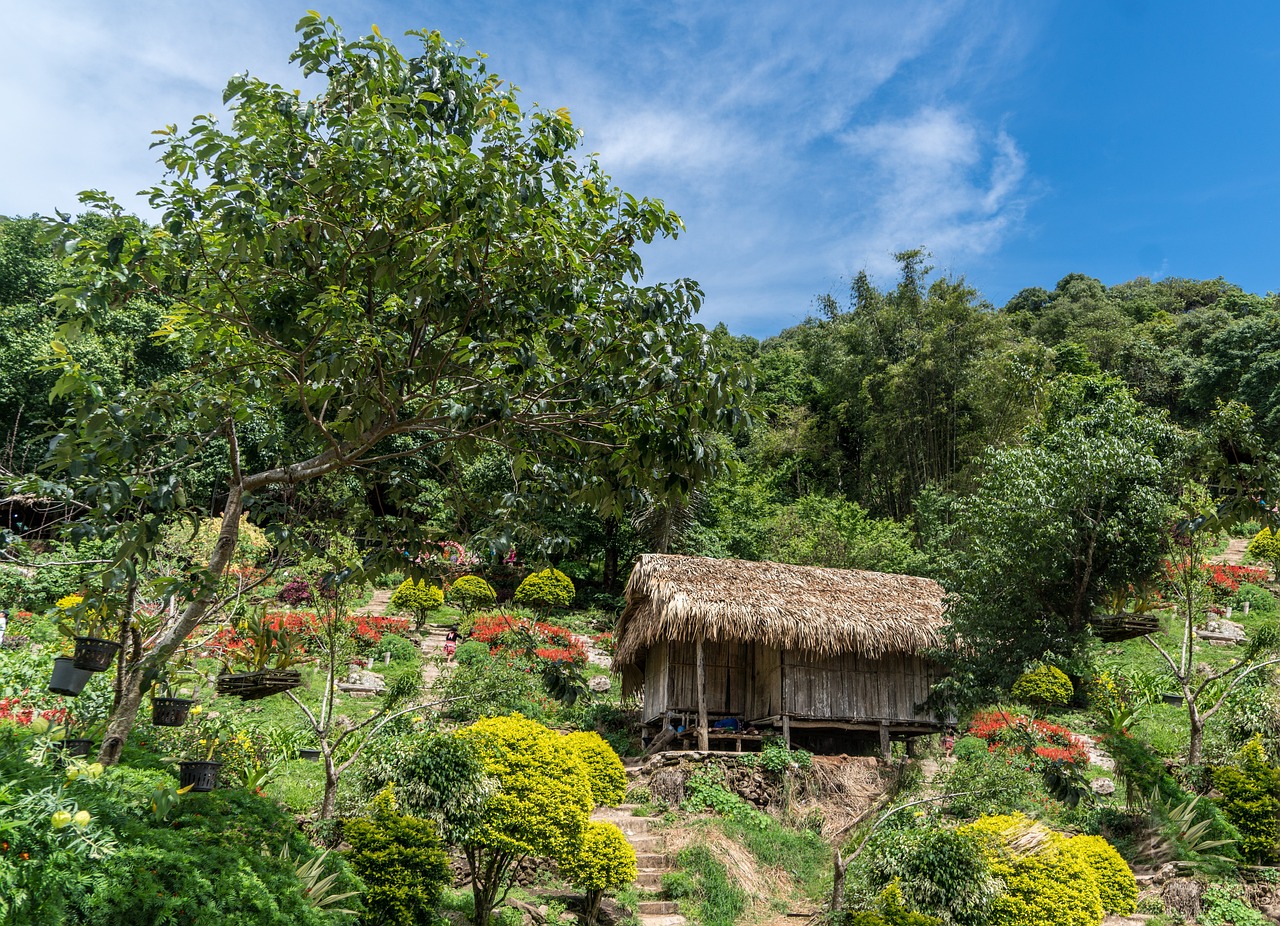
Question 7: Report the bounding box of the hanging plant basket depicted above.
[298,748,321,761]
[178,760,222,792]
[215,669,302,701]
[1088,612,1161,642]
[48,656,94,696]
[73,636,121,672]
[58,738,95,760]
[152,697,194,727]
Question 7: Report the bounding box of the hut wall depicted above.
[667,640,749,718]
[641,642,671,723]
[783,651,937,723]
[751,645,782,719]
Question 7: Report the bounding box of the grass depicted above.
[718,815,831,900]
[666,845,747,926]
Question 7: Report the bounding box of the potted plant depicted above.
[298,747,322,761]
[48,638,95,696]
[148,662,198,727]
[57,594,121,672]
[178,733,223,792]
[214,609,305,700]
[49,716,103,762]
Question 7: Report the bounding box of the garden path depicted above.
[352,588,393,616]
[591,805,686,926]
[1209,537,1249,565]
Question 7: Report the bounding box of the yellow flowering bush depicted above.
[1062,834,1136,915]
[957,814,1103,926]
[562,731,627,806]
[558,821,636,925]
[455,714,594,926]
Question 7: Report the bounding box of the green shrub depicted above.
[1010,664,1074,707]
[1200,882,1269,926]
[957,814,1102,926]
[513,568,575,611]
[950,736,988,761]
[936,745,1048,819]
[389,579,444,627]
[379,633,421,663]
[344,787,451,926]
[562,731,627,806]
[1062,834,1137,914]
[455,640,491,666]
[1213,736,1280,864]
[1235,582,1278,615]
[448,575,497,613]
[849,821,999,926]
[437,655,546,722]
[847,882,941,926]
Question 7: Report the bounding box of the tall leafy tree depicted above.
[29,15,745,763]
[937,377,1185,702]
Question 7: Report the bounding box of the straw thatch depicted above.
[613,554,945,669]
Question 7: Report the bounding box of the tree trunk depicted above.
[603,516,619,592]
[584,890,603,926]
[320,753,340,819]
[98,484,246,765]
[1187,703,1205,766]
[830,848,848,918]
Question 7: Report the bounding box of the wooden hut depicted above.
[612,554,947,756]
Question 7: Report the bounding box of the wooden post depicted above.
[879,722,891,761]
[782,714,792,750]
[696,638,709,752]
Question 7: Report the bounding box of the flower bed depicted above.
[470,613,586,664]
[0,696,67,728]
[966,710,1091,767]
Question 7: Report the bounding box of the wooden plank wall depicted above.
[784,651,937,722]
[668,640,749,716]
[642,642,671,722]
[751,645,782,719]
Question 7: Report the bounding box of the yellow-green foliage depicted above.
[1061,835,1136,915]
[513,568,575,610]
[455,713,593,862]
[847,882,941,926]
[1213,735,1280,864]
[159,515,273,569]
[1249,527,1280,577]
[560,821,637,892]
[1010,664,1074,707]
[344,787,451,926]
[390,579,444,621]
[958,814,1102,926]
[562,731,627,806]
[448,575,497,612]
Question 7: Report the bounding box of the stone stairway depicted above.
[591,805,686,926]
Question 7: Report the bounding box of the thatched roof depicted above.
[612,554,945,669]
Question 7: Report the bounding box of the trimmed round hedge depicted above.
[513,568,575,611]
[1010,664,1073,707]
[448,575,497,613]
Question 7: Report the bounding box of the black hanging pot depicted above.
[178,760,222,792]
[152,697,194,727]
[59,738,95,759]
[298,748,321,761]
[73,636,121,672]
[48,656,94,696]
[1161,692,1184,706]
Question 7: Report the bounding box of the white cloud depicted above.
[835,108,1030,279]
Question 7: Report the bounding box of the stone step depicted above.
[635,853,669,868]
[638,901,679,916]
[638,916,686,926]
[636,870,665,891]
[628,835,664,853]
[610,816,653,836]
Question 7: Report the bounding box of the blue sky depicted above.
[3,2,1278,338]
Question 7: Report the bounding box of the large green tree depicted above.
[937,376,1185,701]
[30,15,745,763]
